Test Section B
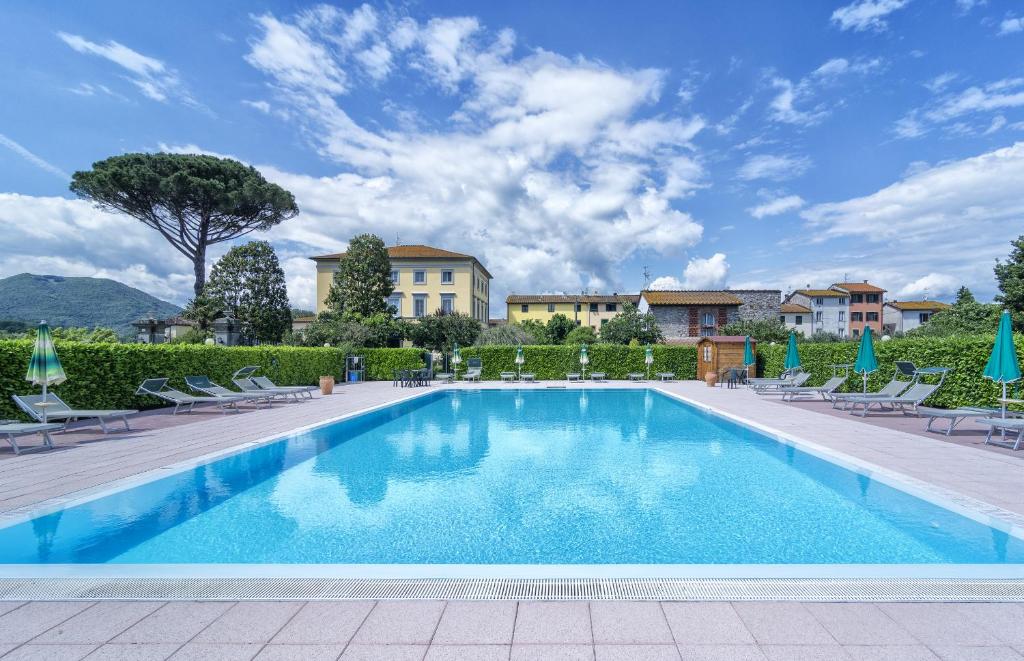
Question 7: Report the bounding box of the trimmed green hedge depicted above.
[758,334,1024,409]
[0,340,423,420]
[459,345,697,382]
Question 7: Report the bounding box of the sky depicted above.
[1,0,1023,315]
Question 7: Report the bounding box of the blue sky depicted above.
[1,0,1023,312]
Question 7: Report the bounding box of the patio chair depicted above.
[0,420,63,454]
[12,394,137,434]
[250,376,317,399]
[976,417,1024,450]
[779,376,847,402]
[185,376,272,408]
[500,372,517,383]
[566,373,581,382]
[136,378,244,415]
[591,372,606,382]
[628,373,645,382]
[848,382,941,417]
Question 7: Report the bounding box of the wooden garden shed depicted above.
[695,335,755,381]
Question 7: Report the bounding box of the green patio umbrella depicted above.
[451,343,462,379]
[743,335,756,380]
[515,345,525,380]
[579,344,589,379]
[644,344,654,381]
[783,331,801,372]
[983,310,1021,420]
[853,326,879,393]
[25,321,66,423]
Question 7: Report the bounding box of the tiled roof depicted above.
[311,244,492,278]
[794,289,847,298]
[781,303,811,313]
[641,290,743,306]
[695,335,750,343]
[832,281,886,293]
[886,300,952,311]
[506,294,641,304]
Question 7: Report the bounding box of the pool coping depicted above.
[4,383,1024,600]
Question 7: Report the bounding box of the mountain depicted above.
[0,273,181,336]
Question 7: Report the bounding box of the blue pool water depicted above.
[1,389,1022,565]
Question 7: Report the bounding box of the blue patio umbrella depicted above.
[853,326,879,393]
[743,336,755,366]
[783,331,801,371]
[984,310,1021,420]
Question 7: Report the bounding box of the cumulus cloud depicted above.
[831,0,911,32]
[737,154,812,181]
[747,194,805,219]
[648,275,683,290]
[682,253,729,289]
[999,16,1023,35]
[897,273,959,298]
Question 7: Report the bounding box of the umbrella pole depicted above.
[41,382,47,424]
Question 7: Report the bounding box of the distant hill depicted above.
[0,273,181,337]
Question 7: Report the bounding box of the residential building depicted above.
[638,290,781,343]
[310,245,492,324]
[783,289,850,338]
[832,281,885,338]
[883,300,951,334]
[506,294,641,330]
[780,303,812,336]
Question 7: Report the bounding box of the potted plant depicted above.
[320,342,335,394]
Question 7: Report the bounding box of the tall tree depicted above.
[181,290,223,332]
[598,303,663,345]
[70,153,299,296]
[955,286,976,305]
[205,241,292,343]
[545,313,576,344]
[325,234,394,316]
[995,235,1024,314]
[407,311,482,352]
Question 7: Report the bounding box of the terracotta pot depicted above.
[704,372,718,388]
[319,375,335,395]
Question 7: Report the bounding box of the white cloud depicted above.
[898,273,959,298]
[683,253,729,289]
[895,77,1024,138]
[245,14,348,95]
[737,154,811,181]
[984,115,1008,135]
[747,194,805,219]
[767,77,827,126]
[242,99,271,113]
[956,0,985,12]
[648,275,683,290]
[831,0,911,32]
[925,72,957,93]
[767,57,882,127]
[999,16,1024,35]
[0,134,69,181]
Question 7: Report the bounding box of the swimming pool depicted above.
[1,388,1023,567]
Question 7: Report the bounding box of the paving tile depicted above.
[83,644,180,660]
[590,602,674,645]
[513,602,592,644]
[34,602,163,645]
[675,646,766,661]
[0,604,25,617]
[732,603,835,645]
[112,602,233,644]
[0,601,94,644]
[841,646,939,661]
[661,603,754,645]
[930,646,1024,661]
[424,644,510,660]
[167,643,262,660]
[350,601,446,645]
[339,644,427,660]
[595,644,681,660]
[0,644,97,660]
[877,604,1003,647]
[0,644,15,657]
[431,601,516,644]
[511,645,594,661]
[804,603,919,646]
[194,602,302,643]
[947,603,1024,646]
[760,646,851,661]
[253,645,346,661]
[271,602,373,645]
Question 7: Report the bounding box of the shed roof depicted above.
[641,290,743,306]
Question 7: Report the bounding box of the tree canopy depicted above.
[70,153,298,296]
[598,303,663,344]
[995,235,1024,316]
[325,234,394,316]
[205,240,292,343]
[407,311,482,352]
[545,313,576,344]
[721,318,793,343]
[564,325,598,345]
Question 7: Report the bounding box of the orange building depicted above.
[832,281,885,338]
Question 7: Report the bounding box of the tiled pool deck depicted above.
[3,380,1024,659]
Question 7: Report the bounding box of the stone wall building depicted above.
[638,290,781,343]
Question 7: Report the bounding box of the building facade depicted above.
[311,245,492,324]
[883,300,951,334]
[638,290,781,343]
[784,289,850,338]
[832,281,885,338]
[505,294,641,330]
[780,303,812,336]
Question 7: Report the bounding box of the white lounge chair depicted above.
[12,394,136,434]
[136,378,246,414]
[566,373,581,382]
[521,373,536,383]
[0,421,63,454]
[656,372,675,382]
[500,372,517,383]
[591,372,606,382]
[780,376,847,402]
[628,373,645,382]
[185,376,272,408]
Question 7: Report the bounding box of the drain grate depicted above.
[3,577,1024,601]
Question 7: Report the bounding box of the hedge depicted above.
[459,345,697,382]
[758,334,1024,409]
[0,340,423,420]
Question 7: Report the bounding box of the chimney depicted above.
[863,279,868,284]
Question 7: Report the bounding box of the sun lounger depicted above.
[232,377,304,401]
[831,378,912,409]
[628,373,645,382]
[136,378,246,414]
[591,372,606,382]
[12,394,137,434]
[462,368,482,381]
[656,372,675,382]
[780,376,847,402]
[500,372,517,382]
[566,373,581,382]
[229,366,318,399]
[753,372,811,394]
[977,417,1024,450]
[185,376,272,408]
[0,421,63,454]
[918,406,1018,436]
[250,376,316,399]
[849,382,940,417]
[521,373,535,382]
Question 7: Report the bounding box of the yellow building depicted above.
[506,294,641,331]
[311,244,492,323]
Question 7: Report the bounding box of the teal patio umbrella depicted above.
[644,344,654,380]
[514,345,525,380]
[984,310,1021,420]
[451,343,462,379]
[25,321,66,423]
[579,344,589,380]
[783,331,801,372]
[853,326,879,393]
[743,336,755,374]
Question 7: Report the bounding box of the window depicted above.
[815,311,823,322]
[838,311,845,322]
[815,297,824,306]
[521,304,529,313]
[547,303,555,313]
[839,297,848,305]
[779,315,786,323]
[853,328,860,338]
[390,269,399,284]
[413,295,427,318]
[866,293,879,303]
[441,294,454,315]
[605,303,617,312]
[387,295,402,316]
[441,270,453,284]
[700,312,716,337]
[866,312,879,322]
[919,312,931,323]
[838,328,846,338]
[851,312,863,322]
[589,303,598,313]
[413,270,426,284]
[575,303,582,312]
[795,315,803,325]
[703,346,712,362]
[851,294,863,304]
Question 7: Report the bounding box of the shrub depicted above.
[564,325,597,345]
[459,344,696,381]
[475,324,535,346]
